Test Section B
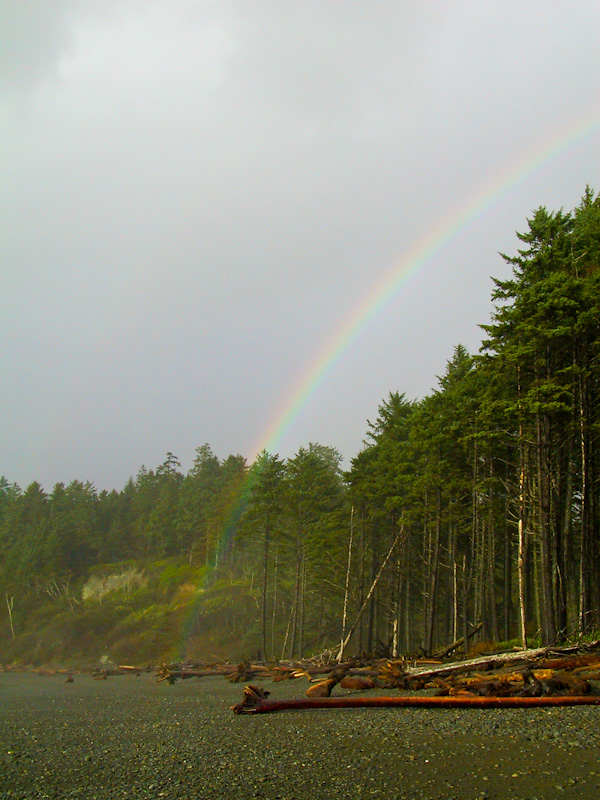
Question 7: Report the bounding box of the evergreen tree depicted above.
[241,450,286,659]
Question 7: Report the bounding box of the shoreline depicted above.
[1,672,599,799]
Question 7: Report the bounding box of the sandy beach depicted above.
[1,671,599,799]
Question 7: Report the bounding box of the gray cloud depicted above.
[0,0,78,91]
[2,0,599,489]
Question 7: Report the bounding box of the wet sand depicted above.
[1,672,599,799]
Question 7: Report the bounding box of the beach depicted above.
[1,672,599,799]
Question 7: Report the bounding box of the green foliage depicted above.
[155,559,204,591]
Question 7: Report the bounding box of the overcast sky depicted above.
[2,0,599,491]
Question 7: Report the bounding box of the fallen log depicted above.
[306,677,341,697]
[305,661,357,676]
[118,665,148,675]
[227,662,278,682]
[433,622,484,659]
[155,664,238,683]
[339,676,376,691]
[537,654,600,671]
[232,684,600,715]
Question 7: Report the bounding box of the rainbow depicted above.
[253,109,600,459]
[177,110,599,658]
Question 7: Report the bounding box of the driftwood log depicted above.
[433,622,484,659]
[232,684,600,714]
[155,660,272,684]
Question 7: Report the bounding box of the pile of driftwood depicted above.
[153,658,362,684]
[148,641,600,714]
[230,642,600,714]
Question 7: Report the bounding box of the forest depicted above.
[1,188,599,667]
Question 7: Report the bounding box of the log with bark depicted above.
[232,684,600,715]
[305,676,342,698]
[339,675,376,691]
[433,621,484,659]
[226,661,271,683]
[155,663,239,684]
[118,665,153,674]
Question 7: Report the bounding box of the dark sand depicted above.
[1,672,599,799]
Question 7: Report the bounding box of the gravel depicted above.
[1,672,599,799]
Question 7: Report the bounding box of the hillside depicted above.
[1,558,270,668]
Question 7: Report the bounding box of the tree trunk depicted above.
[260,521,270,661]
[316,581,324,651]
[271,545,278,658]
[338,507,354,661]
[422,489,441,655]
[579,368,595,632]
[502,487,513,643]
[288,539,301,659]
[367,526,379,654]
[462,554,470,654]
[298,548,306,658]
[518,433,528,650]
[536,408,557,644]
[5,595,15,639]
[358,510,366,653]
[486,460,500,643]
[403,530,411,653]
